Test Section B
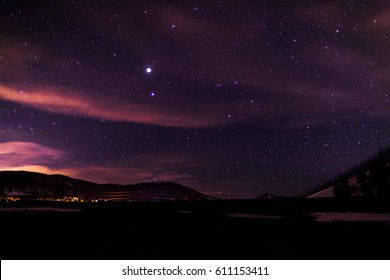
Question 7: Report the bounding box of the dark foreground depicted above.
[1,198,390,259]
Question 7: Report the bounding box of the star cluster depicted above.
[0,0,389,198]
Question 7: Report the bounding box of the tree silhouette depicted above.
[357,170,372,197]
[369,151,390,197]
[333,175,351,198]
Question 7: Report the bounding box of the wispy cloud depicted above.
[0,141,65,169]
[0,84,229,128]
[0,141,200,186]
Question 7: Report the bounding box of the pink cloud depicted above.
[0,141,201,186]
[1,165,64,175]
[0,40,232,128]
[0,141,65,170]
[0,84,228,128]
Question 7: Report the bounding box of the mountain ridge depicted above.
[0,170,212,201]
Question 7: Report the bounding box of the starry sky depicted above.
[1,0,390,198]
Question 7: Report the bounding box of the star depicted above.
[1,0,389,200]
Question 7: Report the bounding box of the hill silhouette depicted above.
[0,170,211,201]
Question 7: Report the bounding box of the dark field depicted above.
[1,198,390,260]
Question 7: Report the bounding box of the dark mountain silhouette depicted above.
[307,146,390,198]
[0,171,211,201]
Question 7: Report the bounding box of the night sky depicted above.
[1,0,390,198]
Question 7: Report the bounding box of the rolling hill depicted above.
[0,170,211,201]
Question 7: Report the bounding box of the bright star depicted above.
[146,67,152,73]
